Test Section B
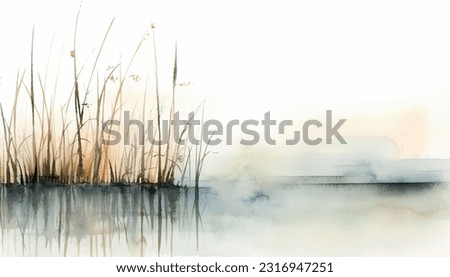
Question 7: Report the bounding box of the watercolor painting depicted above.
[1,0,450,257]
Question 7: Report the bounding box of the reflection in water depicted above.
[2,181,450,256]
[0,184,204,257]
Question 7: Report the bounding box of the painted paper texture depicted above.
[0,0,450,257]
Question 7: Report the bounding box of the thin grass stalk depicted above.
[43,35,57,179]
[30,26,38,183]
[150,24,163,185]
[9,70,26,183]
[37,74,51,177]
[162,43,178,185]
[72,8,84,182]
[139,69,151,183]
[195,104,212,187]
[93,65,119,183]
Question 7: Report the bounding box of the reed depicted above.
[194,104,213,188]
[30,26,38,183]
[0,15,206,187]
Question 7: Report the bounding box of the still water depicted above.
[1,179,450,256]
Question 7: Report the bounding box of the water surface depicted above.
[1,180,449,256]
